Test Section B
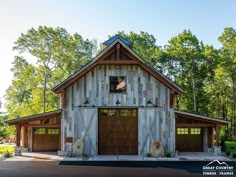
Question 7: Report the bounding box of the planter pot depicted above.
[15,146,22,156]
[213,146,221,156]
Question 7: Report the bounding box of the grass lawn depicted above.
[225,141,236,151]
[0,146,15,155]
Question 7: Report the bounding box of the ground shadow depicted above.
[59,160,236,174]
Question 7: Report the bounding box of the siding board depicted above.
[62,64,175,155]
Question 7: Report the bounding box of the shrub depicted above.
[233,152,236,159]
[225,141,236,152]
[0,146,15,154]
[165,152,171,158]
[146,153,151,157]
[226,150,230,156]
[220,136,226,152]
[3,150,13,158]
[82,153,88,158]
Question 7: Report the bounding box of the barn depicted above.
[7,35,228,156]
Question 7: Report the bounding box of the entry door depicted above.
[33,127,60,151]
[98,109,138,155]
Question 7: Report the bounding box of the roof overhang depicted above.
[175,110,228,125]
[5,109,61,125]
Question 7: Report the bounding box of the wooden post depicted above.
[24,127,28,148]
[61,89,66,108]
[215,125,220,146]
[208,127,213,148]
[116,43,120,60]
[16,124,21,146]
[169,90,176,108]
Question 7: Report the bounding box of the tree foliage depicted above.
[117,31,162,66]
[5,26,94,118]
[218,27,236,136]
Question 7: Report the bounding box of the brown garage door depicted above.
[33,128,60,151]
[98,108,138,155]
[176,128,203,152]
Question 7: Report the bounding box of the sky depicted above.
[0,0,235,111]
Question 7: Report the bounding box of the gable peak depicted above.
[103,34,133,48]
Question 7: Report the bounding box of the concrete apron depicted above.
[4,152,64,161]
[178,152,231,161]
[4,152,231,161]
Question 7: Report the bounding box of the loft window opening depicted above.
[109,76,126,93]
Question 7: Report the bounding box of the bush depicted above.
[82,153,88,158]
[225,141,236,152]
[0,127,7,139]
[146,153,151,157]
[220,138,226,152]
[226,150,230,156]
[165,152,171,158]
[0,146,15,154]
[233,152,236,159]
[3,150,13,158]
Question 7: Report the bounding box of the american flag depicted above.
[116,80,126,90]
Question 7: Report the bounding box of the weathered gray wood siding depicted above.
[69,65,169,107]
[62,64,175,155]
[138,107,175,155]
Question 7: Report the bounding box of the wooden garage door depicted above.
[176,128,203,152]
[98,109,138,155]
[33,128,60,151]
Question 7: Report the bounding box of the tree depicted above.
[164,30,215,114]
[6,26,94,117]
[218,27,236,137]
[5,56,41,117]
[205,67,231,119]
[117,31,162,66]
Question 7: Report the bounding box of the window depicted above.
[109,76,126,93]
[190,128,201,135]
[48,128,59,134]
[99,109,117,116]
[177,128,188,134]
[34,128,45,134]
[99,109,137,117]
[120,109,137,116]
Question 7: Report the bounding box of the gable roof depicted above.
[52,37,183,94]
[5,109,61,125]
[175,110,228,125]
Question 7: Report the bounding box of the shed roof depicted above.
[5,109,61,125]
[175,110,228,125]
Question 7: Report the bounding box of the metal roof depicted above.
[175,110,228,124]
[5,109,61,125]
[103,34,133,47]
